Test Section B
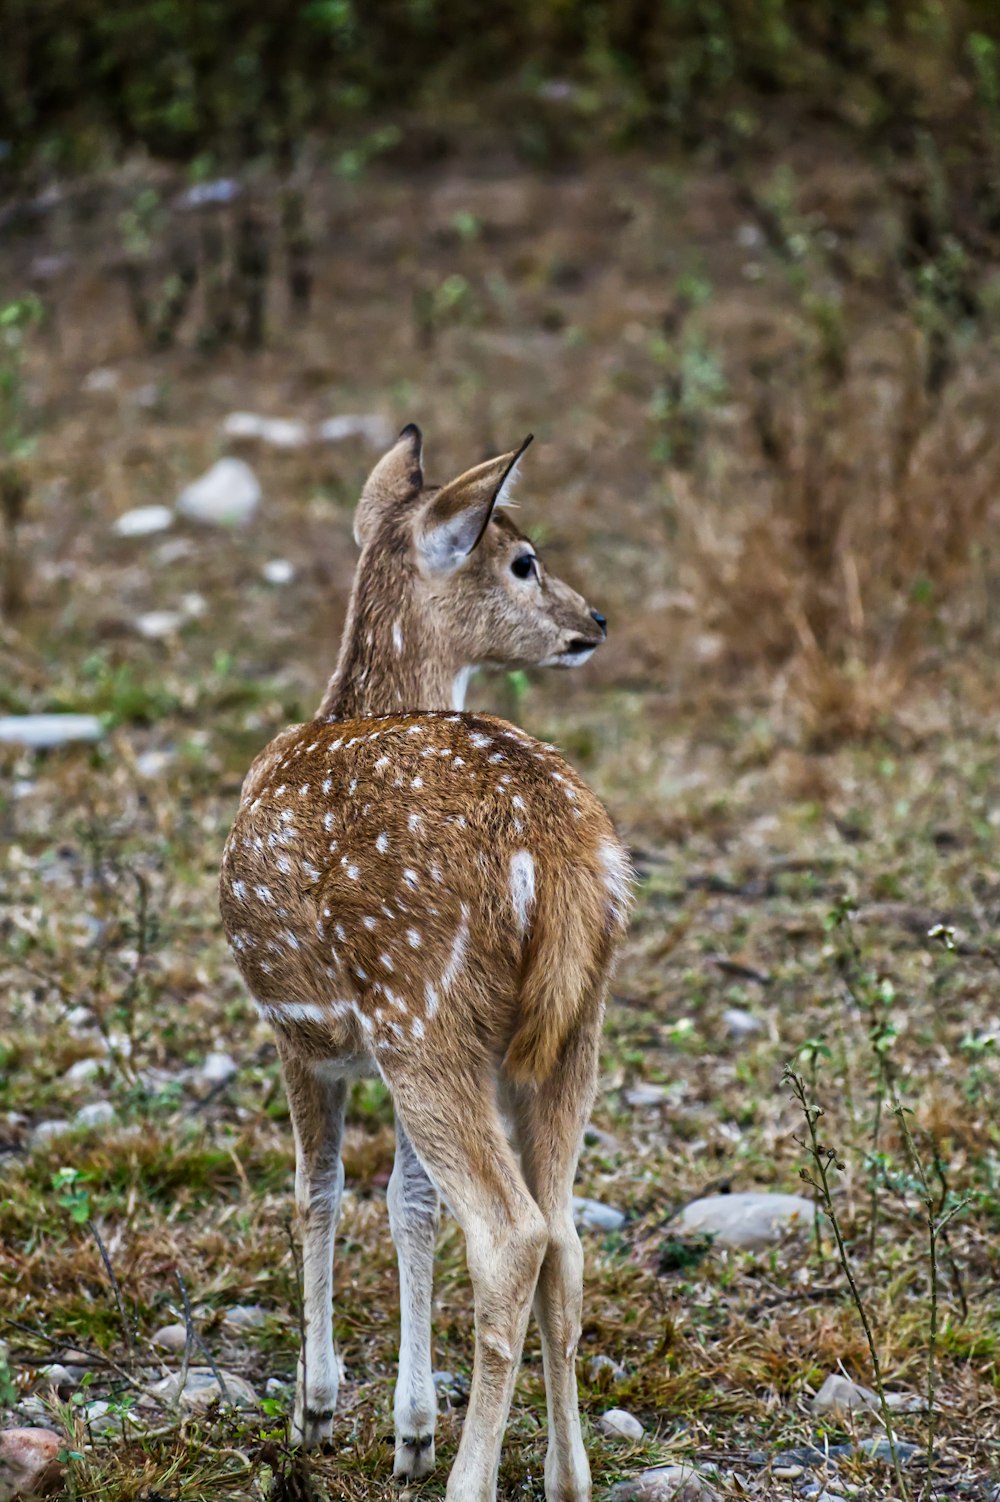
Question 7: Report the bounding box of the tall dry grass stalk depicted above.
[676,320,1000,743]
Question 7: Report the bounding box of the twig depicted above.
[87,1219,134,1358]
[785,1068,911,1502]
[175,1270,229,1403]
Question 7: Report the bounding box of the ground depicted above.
[1,129,999,1501]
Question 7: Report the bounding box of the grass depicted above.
[1,113,1000,1501]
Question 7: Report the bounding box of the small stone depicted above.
[624,1083,670,1107]
[722,1007,764,1039]
[135,750,175,778]
[853,1438,919,1465]
[612,1465,719,1501]
[262,558,295,585]
[133,610,184,640]
[432,1370,469,1403]
[586,1353,627,1385]
[151,1323,189,1353]
[83,367,119,393]
[0,715,105,749]
[75,1101,116,1129]
[811,1374,881,1418]
[673,1191,816,1250]
[113,505,173,538]
[265,1377,291,1398]
[773,1464,804,1478]
[176,457,261,528]
[317,413,394,447]
[30,1120,71,1146]
[151,1367,258,1411]
[222,1304,268,1330]
[35,1364,75,1393]
[573,1197,626,1232]
[179,179,240,210]
[63,1057,101,1085]
[598,1408,644,1442]
[65,1006,94,1032]
[199,1052,237,1085]
[0,1427,63,1499]
[222,412,309,449]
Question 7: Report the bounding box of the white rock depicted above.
[113,505,173,538]
[30,1119,71,1146]
[151,1323,188,1353]
[265,1377,290,1398]
[200,1052,237,1085]
[135,750,175,778]
[179,178,240,210]
[599,1408,644,1442]
[587,1354,627,1385]
[624,1082,670,1107]
[612,1465,719,1501]
[134,610,184,640]
[0,714,105,748]
[180,592,206,618]
[262,558,295,585]
[36,1363,76,1391]
[673,1191,816,1250]
[317,413,394,447]
[63,1057,101,1085]
[222,412,309,449]
[83,367,119,393]
[573,1197,626,1232]
[65,1005,94,1031]
[75,1100,116,1129]
[151,1367,258,1411]
[222,1304,269,1330]
[811,1373,881,1418]
[176,457,261,527]
[722,1007,764,1039]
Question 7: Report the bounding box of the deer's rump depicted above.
[219,711,630,1079]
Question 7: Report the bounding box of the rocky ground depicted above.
[1,137,999,1500]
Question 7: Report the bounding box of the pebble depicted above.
[133,610,184,640]
[151,1323,188,1353]
[673,1191,816,1250]
[176,457,261,527]
[65,1006,95,1032]
[30,1120,71,1146]
[63,1057,101,1084]
[222,412,309,448]
[199,1052,237,1085]
[624,1082,670,1107]
[586,1353,627,1385]
[135,750,175,779]
[150,1367,258,1411]
[35,1364,76,1393]
[722,1007,764,1039]
[598,1408,644,1441]
[811,1373,880,1418]
[317,413,394,447]
[0,1427,63,1499]
[432,1370,469,1402]
[573,1197,626,1232]
[0,715,105,749]
[611,1464,719,1500]
[113,505,173,538]
[75,1101,116,1129]
[265,1377,290,1398]
[222,1304,269,1330]
[262,558,295,585]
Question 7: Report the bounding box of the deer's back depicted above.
[220,711,629,1068]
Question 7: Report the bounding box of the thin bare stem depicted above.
[87,1219,134,1359]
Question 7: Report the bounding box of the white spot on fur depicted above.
[363,916,377,930]
[412,776,423,790]
[509,850,536,935]
[255,885,272,903]
[424,981,439,1018]
[469,731,492,748]
[376,831,389,853]
[392,620,404,654]
[403,868,418,888]
[380,952,395,972]
[346,864,359,880]
[322,777,332,795]
[406,928,422,948]
[334,922,346,941]
[412,1017,426,1040]
[408,812,421,832]
[375,756,390,772]
[442,905,469,991]
[232,880,246,900]
[299,783,309,796]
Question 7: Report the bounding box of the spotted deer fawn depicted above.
[220,426,631,1501]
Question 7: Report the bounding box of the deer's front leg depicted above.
[388,1120,440,1478]
[282,1050,348,1448]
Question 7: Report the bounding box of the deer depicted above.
[219,425,631,1502]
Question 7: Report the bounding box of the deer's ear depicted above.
[416,435,533,574]
[354,424,424,548]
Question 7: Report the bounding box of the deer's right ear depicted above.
[415,435,533,574]
[353,424,424,548]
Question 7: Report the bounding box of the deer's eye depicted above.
[511,554,538,580]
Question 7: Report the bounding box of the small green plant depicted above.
[52,1166,92,1224]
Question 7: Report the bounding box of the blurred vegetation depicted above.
[3,0,1000,178]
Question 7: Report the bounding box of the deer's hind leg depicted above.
[509,986,607,1502]
[383,1048,548,1502]
[388,1118,440,1478]
[280,1046,348,1448]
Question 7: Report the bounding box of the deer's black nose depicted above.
[590,610,607,638]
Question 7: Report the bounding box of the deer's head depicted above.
[351,426,607,685]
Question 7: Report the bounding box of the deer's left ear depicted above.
[416,435,533,574]
[354,424,424,548]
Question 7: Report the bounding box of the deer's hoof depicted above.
[394,1431,436,1479]
[292,1404,335,1450]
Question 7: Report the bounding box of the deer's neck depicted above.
[315,577,471,721]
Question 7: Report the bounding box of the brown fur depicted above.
[219,426,631,1501]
